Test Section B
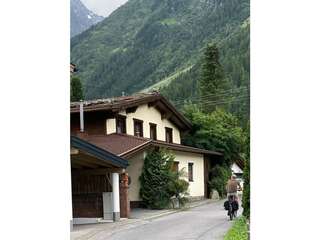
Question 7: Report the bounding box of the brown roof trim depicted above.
[120,139,222,158]
[70,93,192,130]
[119,139,152,157]
[151,140,223,156]
[234,159,245,169]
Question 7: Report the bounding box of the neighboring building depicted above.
[70,63,78,74]
[231,159,244,189]
[70,92,222,214]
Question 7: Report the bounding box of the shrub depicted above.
[167,169,189,208]
[242,157,250,218]
[208,164,231,197]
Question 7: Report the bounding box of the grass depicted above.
[224,216,249,240]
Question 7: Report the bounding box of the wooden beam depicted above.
[148,101,158,108]
[71,147,79,155]
[71,162,83,169]
[161,112,173,120]
[71,158,98,169]
[126,106,138,114]
[72,168,124,175]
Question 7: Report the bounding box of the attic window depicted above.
[133,119,143,137]
[149,123,157,140]
[188,163,194,182]
[165,127,173,143]
[116,115,126,134]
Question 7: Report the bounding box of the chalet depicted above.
[70,92,222,223]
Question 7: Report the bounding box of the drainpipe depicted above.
[112,173,120,221]
[79,100,84,133]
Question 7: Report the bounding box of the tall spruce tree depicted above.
[139,148,174,209]
[199,43,230,112]
[71,76,84,102]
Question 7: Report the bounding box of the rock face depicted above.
[71,0,104,37]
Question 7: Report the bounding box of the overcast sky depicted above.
[81,0,128,17]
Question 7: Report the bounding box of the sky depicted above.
[81,0,128,17]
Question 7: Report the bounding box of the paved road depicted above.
[89,200,242,240]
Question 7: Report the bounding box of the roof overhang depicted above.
[71,136,129,170]
[121,140,223,158]
[70,93,192,131]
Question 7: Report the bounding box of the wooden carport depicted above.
[71,136,130,224]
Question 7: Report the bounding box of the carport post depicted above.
[112,172,120,221]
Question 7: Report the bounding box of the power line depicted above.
[173,95,250,107]
[170,87,248,104]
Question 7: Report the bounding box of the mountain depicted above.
[71,0,104,38]
[71,0,250,101]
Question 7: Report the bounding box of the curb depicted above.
[140,199,218,221]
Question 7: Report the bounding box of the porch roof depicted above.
[79,133,223,158]
[71,136,129,169]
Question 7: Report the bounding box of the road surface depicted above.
[88,199,241,240]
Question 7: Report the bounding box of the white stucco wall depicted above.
[172,151,204,197]
[126,152,145,202]
[105,104,181,144]
[106,118,116,134]
[126,150,205,202]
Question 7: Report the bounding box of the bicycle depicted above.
[227,195,238,220]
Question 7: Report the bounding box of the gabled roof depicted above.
[78,133,222,158]
[70,92,192,131]
[71,136,129,168]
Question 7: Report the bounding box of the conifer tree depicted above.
[199,43,230,112]
[139,148,174,209]
[71,76,84,102]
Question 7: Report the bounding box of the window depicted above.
[149,123,157,140]
[116,115,126,134]
[188,163,194,182]
[133,119,143,137]
[165,127,173,143]
[172,161,179,173]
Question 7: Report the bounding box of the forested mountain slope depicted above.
[71,0,250,100]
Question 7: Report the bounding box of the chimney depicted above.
[80,100,84,132]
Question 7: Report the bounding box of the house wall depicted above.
[126,150,204,203]
[106,104,181,144]
[172,151,205,198]
[126,152,145,202]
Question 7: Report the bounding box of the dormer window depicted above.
[133,119,143,137]
[165,127,173,143]
[116,115,126,134]
[149,123,157,140]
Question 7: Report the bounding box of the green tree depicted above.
[182,105,245,166]
[208,164,231,197]
[139,148,174,209]
[199,43,230,112]
[242,123,250,218]
[71,76,84,102]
